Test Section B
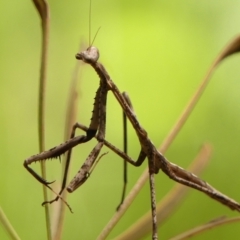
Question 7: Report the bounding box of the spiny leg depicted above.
[116,93,129,210]
[24,86,104,207]
[23,135,88,186]
[148,153,158,240]
[116,91,145,210]
[43,80,109,205]
[41,123,97,206]
[158,154,240,211]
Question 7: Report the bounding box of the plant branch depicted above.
[32,0,51,239]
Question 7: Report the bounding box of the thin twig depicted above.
[32,0,51,239]
[0,207,21,240]
[52,45,83,240]
[169,216,240,240]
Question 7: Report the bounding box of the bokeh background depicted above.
[1,0,240,239]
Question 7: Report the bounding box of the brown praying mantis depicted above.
[24,44,240,239]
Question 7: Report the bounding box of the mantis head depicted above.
[75,46,99,64]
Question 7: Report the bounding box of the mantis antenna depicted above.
[88,0,101,48]
[89,0,91,46]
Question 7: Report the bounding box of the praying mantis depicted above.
[23,2,240,239]
[24,44,240,239]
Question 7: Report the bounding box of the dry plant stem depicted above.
[52,53,82,240]
[97,35,240,239]
[32,0,51,239]
[161,34,240,153]
[170,216,240,240]
[0,207,21,240]
[115,144,212,240]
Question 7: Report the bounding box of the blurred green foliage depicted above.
[1,0,240,239]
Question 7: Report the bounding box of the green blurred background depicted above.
[1,0,240,239]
